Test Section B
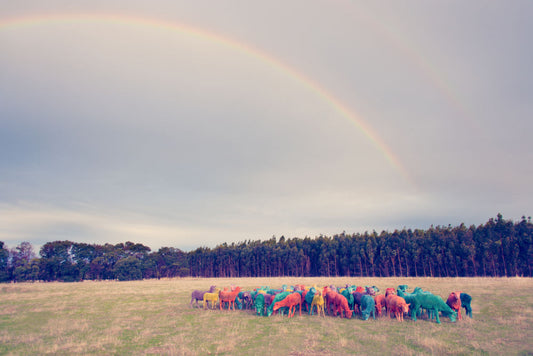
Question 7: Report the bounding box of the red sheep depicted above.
[446,291,463,320]
[385,287,396,297]
[323,286,336,315]
[333,293,353,319]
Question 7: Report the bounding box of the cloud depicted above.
[0,202,224,251]
[1,1,531,252]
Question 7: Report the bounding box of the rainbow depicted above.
[337,0,477,131]
[0,13,413,185]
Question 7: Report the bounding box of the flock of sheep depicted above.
[190,284,472,324]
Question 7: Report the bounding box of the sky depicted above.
[1,1,532,252]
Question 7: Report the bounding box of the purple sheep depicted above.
[190,285,216,308]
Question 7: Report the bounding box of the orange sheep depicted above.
[219,286,241,310]
[374,294,386,317]
[388,295,410,322]
[273,292,302,318]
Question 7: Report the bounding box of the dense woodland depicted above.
[1,214,531,282]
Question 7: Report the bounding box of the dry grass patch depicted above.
[412,336,453,355]
[1,277,532,355]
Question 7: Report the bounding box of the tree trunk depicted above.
[500,244,508,276]
[397,249,402,276]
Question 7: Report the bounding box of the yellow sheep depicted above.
[203,288,220,309]
[310,290,325,317]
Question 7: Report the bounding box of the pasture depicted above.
[1,277,532,355]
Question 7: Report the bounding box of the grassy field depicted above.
[1,277,532,355]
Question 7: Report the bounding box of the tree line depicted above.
[1,214,531,282]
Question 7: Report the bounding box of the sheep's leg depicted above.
[434,308,441,324]
[411,306,418,321]
[465,305,473,318]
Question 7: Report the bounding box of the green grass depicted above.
[0,277,532,355]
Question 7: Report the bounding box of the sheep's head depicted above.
[361,310,371,320]
[385,288,396,297]
[449,310,457,322]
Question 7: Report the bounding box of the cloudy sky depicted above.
[1,1,531,252]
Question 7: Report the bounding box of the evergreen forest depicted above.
[1,214,531,282]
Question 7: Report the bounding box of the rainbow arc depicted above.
[0,13,414,186]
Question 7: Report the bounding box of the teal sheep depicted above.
[397,285,409,293]
[397,288,456,323]
[304,286,317,314]
[397,287,423,318]
[412,292,457,324]
[461,293,473,318]
[341,288,355,311]
[234,295,243,310]
[254,293,265,316]
[360,294,376,320]
[398,286,434,319]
